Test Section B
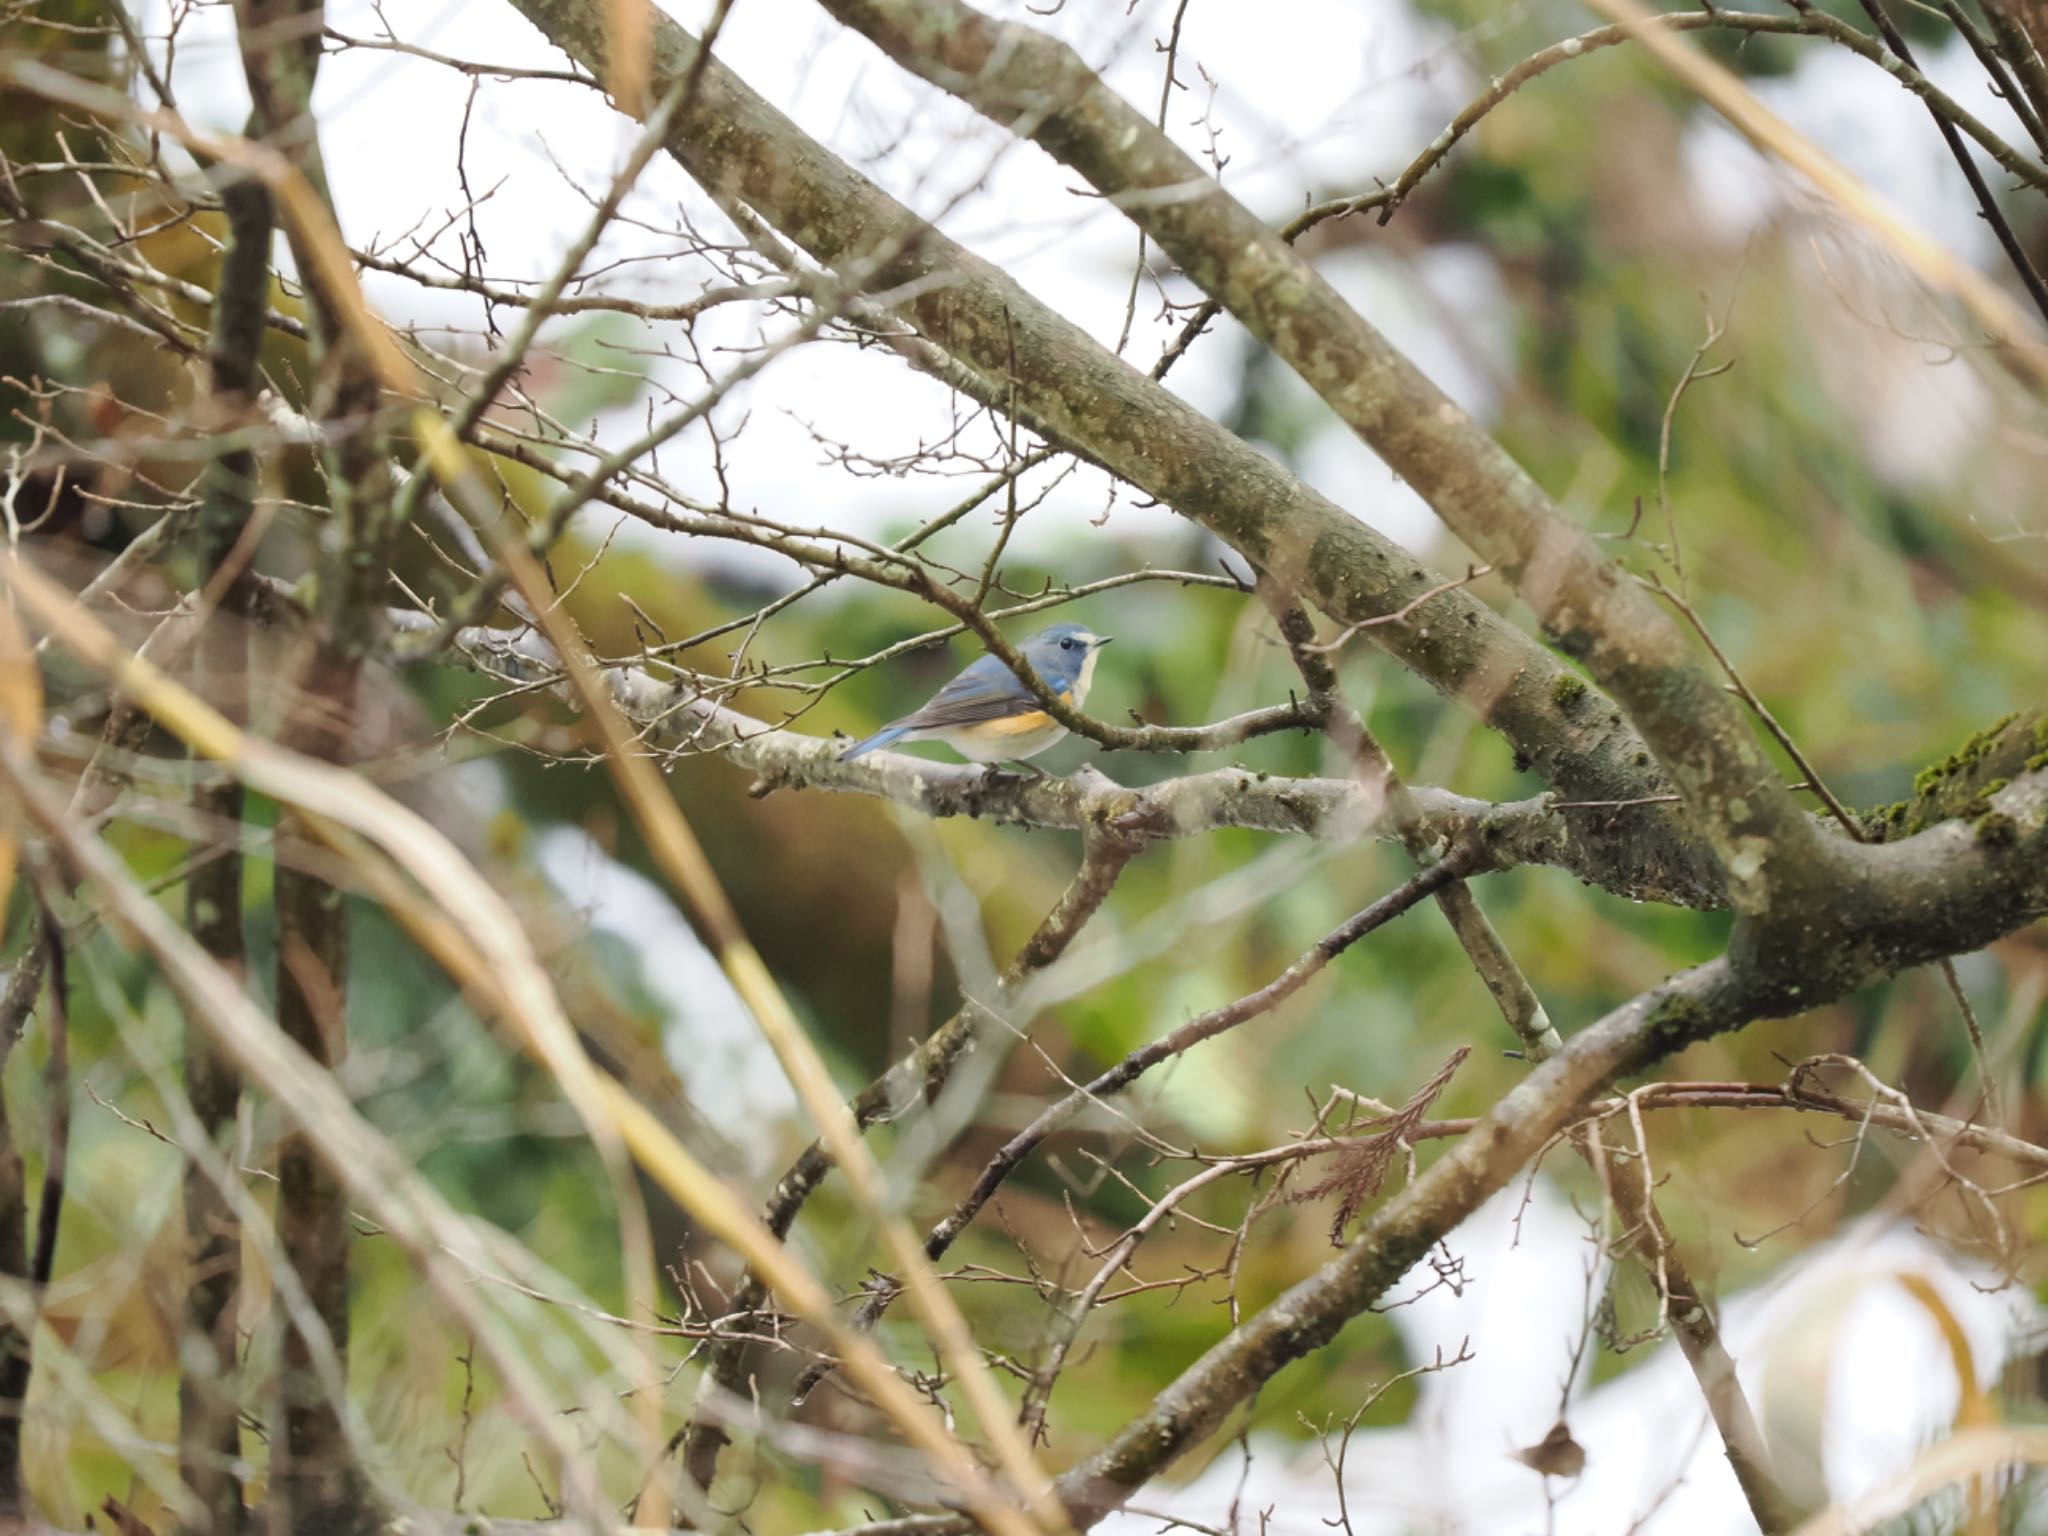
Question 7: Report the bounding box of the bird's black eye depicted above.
[1060,637,1076,651]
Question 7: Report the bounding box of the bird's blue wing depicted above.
[894,652,1049,730]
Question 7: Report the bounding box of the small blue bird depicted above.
[839,623,1113,766]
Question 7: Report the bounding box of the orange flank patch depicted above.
[979,709,1056,737]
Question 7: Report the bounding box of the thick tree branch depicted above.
[807,0,1826,917]
[415,615,1711,905]
[785,754,2048,1530]
[499,0,1725,911]
[424,616,2048,947]
[17,5,2045,1525]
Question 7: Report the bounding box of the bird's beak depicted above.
[1093,635,1114,649]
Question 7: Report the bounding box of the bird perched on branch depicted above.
[838,623,1112,768]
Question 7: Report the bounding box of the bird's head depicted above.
[1025,623,1113,694]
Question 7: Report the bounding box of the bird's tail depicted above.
[839,723,912,762]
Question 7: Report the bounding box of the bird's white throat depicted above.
[1072,645,1101,705]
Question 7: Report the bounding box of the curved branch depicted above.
[810,0,1829,918]
[415,616,1721,906]
[500,0,1726,910]
[786,752,2048,1533]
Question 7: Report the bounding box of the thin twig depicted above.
[794,854,1470,1394]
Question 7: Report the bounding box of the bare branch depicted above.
[501,0,1724,909]
[802,854,1469,1384]
[809,0,1828,914]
